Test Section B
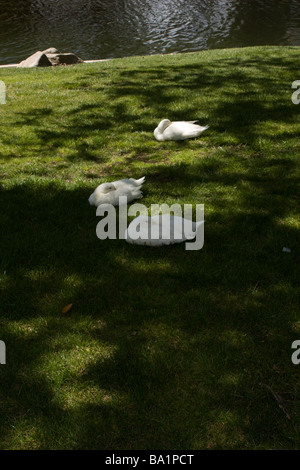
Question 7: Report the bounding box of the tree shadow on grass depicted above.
[0,142,299,448]
[4,49,298,166]
[0,48,299,448]
[44,51,300,159]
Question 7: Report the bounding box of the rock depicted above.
[42,47,60,54]
[46,53,84,66]
[17,49,85,68]
[17,51,52,68]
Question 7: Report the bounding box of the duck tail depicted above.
[135,176,145,185]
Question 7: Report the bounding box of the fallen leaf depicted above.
[61,303,73,315]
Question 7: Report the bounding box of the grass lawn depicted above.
[0,46,299,450]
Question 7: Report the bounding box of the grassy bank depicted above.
[0,46,299,450]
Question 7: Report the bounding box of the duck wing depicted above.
[161,122,200,140]
[115,177,145,190]
[175,122,209,139]
[129,176,145,187]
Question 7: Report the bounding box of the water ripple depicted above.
[0,0,299,64]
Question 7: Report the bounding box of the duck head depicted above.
[154,119,172,141]
[157,119,171,132]
[99,183,117,193]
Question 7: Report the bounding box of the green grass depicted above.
[0,46,300,450]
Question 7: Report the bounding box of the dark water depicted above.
[0,0,300,65]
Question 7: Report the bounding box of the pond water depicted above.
[0,0,300,65]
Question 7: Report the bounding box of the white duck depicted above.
[154,119,209,141]
[88,176,145,207]
[125,214,204,246]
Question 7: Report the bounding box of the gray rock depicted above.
[42,47,60,54]
[46,52,84,66]
[17,49,85,68]
[17,51,52,68]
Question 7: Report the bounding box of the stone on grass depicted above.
[17,51,52,68]
[42,47,60,54]
[46,53,84,66]
[17,47,85,67]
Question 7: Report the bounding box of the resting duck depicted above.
[88,176,145,207]
[125,214,204,246]
[154,119,209,141]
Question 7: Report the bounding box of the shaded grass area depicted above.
[0,46,300,449]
